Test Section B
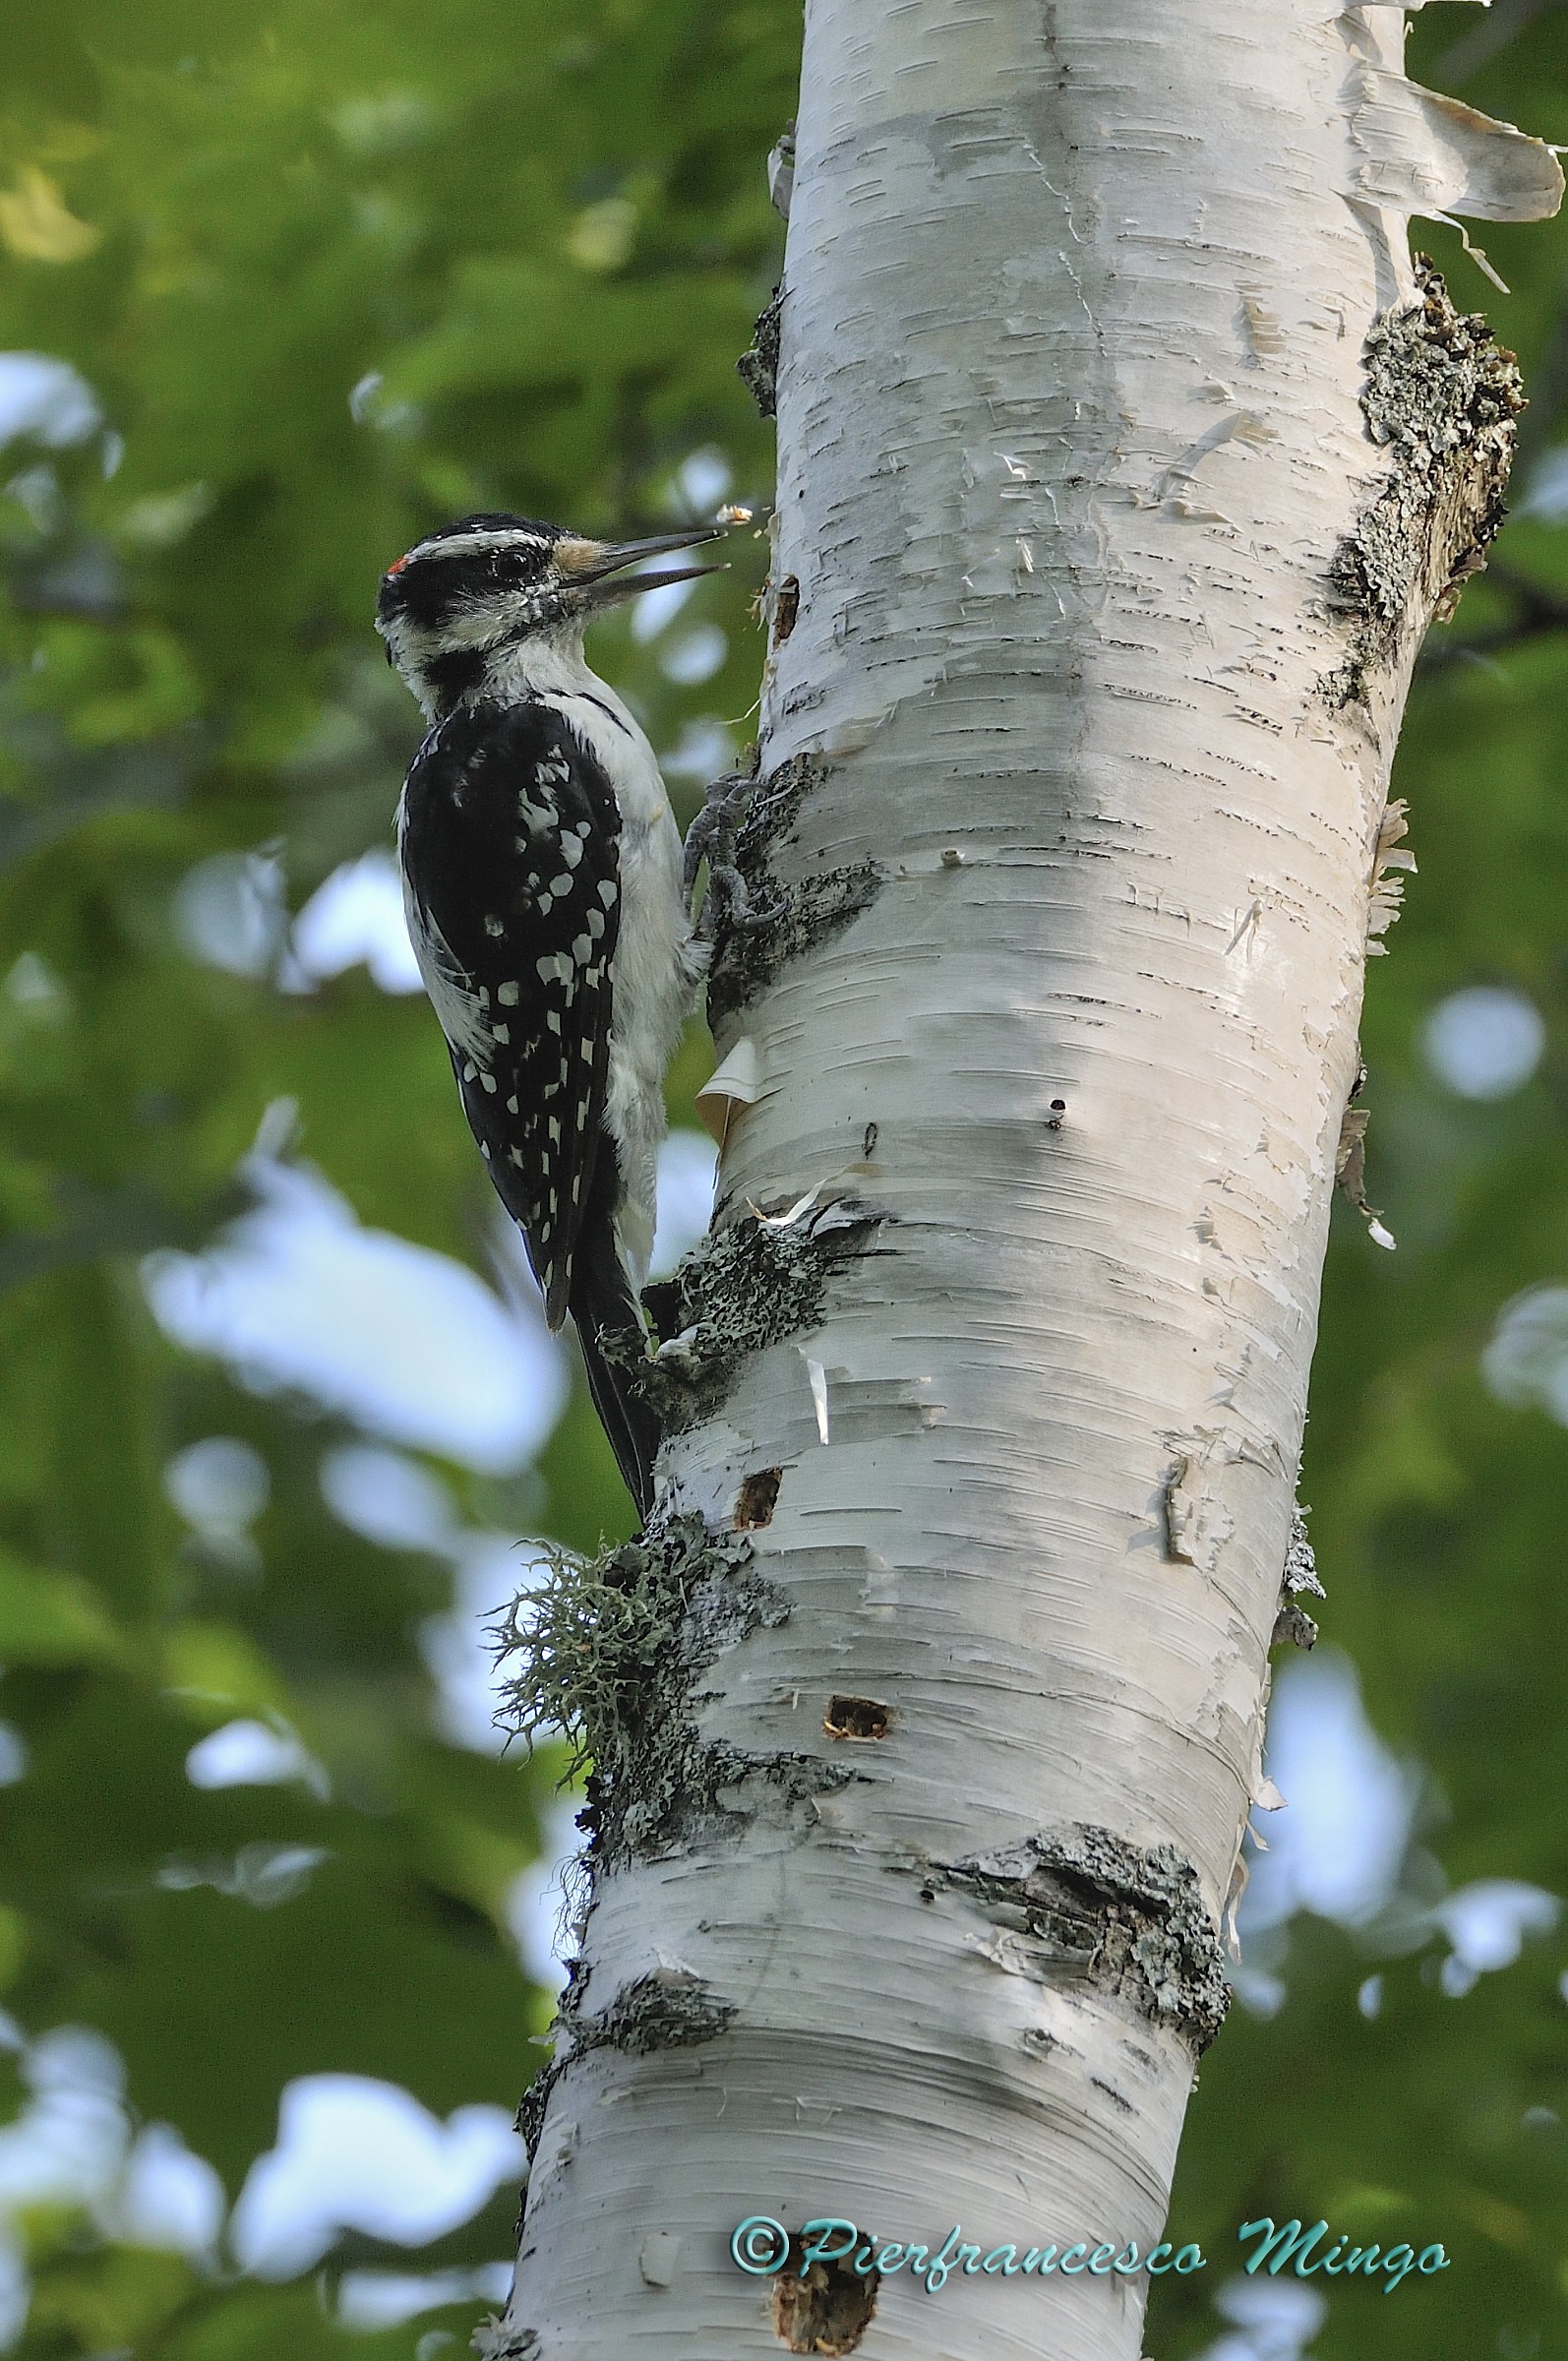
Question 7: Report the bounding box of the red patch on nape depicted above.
[384,552,411,577]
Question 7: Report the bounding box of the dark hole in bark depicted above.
[734,1468,783,1530]
[772,575,800,644]
[824,1695,889,1740]
[771,2240,876,2354]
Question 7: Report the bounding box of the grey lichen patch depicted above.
[700,1739,860,1825]
[635,1192,885,1427]
[575,1967,738,2061]
[934,1824,1230,2054]
[1274,1502,1325,1652]
[514,1964,736,2162]
[514,2080,553,2175]
[1324,260,1524,708]
[738,283,782,418]
[471,2322,539,2361]
[704,754,881,1028]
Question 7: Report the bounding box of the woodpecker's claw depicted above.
[685,767,780,944]
[682,770,754,896]
[703,875,779,938]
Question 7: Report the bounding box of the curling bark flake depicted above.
[490,7,1559,2358]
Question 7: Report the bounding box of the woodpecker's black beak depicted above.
[561,524,729,609]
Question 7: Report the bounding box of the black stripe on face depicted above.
[377,515,563,634]
[424,645,490,708]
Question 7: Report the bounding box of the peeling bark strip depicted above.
[495,10,1558,2358]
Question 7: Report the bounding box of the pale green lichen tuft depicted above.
[493,1510,756,1781]
[492,1509,807,1868]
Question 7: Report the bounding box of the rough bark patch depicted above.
[738,283,782,418]
[1274,1502,1325,1651]
[935,1824,1231,2055]
[472,2322,539,2361]
[517,1967,739,2164]
[636,1192,885,1427]
[513,1749,862,2183]
[1323,260,1524,708]
[704,754,881,1027]
[772,2242,876,2355]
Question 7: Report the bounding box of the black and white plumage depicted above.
[376,513,723,1515]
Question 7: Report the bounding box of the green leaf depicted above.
[0,1547,123,1665]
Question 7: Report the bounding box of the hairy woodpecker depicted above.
[377,513,723,1516]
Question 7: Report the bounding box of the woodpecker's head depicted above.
[376,512,724,718]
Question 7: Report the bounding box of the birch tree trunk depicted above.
[488,7,1559,2358]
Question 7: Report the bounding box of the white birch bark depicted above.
[488,7,1558,2358]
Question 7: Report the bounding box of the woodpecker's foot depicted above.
[682,769,753,897]
[685,766,783,943]
[710,862,787,938]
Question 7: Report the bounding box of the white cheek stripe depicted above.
[401,527,552,565]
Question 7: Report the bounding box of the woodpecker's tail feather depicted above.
[568,1193,661,1523]
[574,1312,660,1523]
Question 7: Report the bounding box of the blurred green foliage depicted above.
[0,1,787,2353]
[0,3,1562,2359]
